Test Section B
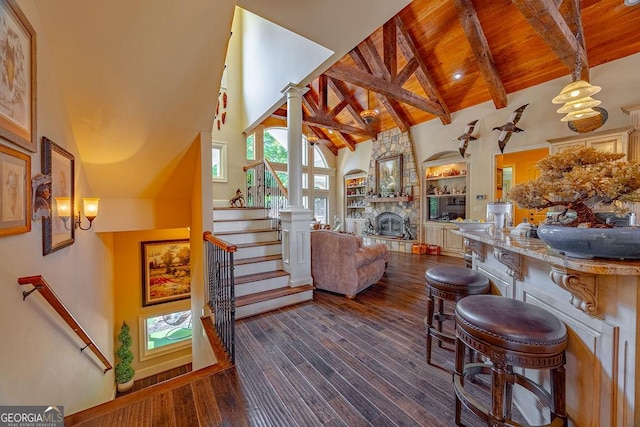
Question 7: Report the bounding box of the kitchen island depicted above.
[459,229,640,427]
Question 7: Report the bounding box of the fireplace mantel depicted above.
[365,196,413,203]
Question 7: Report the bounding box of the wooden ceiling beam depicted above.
[394,15,452,124]
[383,20,397,84]
[309,126,338,155]
[511,0,589,80]
[271,108,375,138]
[378,95,410,132]
[358,38,391,81]
[397,58,418,86]
[318,75,328,113]
[350,43,411,131]
[337,132,356,151]
[452,0,508,109]
[349,47,372,74]
[325,62,444,116]
[327,77,373,130]
[327,99,348,119]
[302,91,322,117]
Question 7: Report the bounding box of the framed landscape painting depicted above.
[376,154,403,197]
[0,0,37,152]
[141,239,191,306]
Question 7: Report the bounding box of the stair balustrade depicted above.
[243,159,288,237]
[17,275,113,373]
[203,231,237,364]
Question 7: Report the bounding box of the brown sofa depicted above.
[310,230,388,299]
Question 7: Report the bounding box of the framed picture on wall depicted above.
[42,137,74,255]
[376,154,403,197]
[0,0,37,152]
[0,143,31,236]
[141,239,191,307]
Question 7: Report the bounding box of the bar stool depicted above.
[424,265,490,368]
[453,295,568,427]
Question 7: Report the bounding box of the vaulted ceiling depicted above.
[264,0,640,154]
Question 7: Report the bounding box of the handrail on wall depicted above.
[17,275,113,373]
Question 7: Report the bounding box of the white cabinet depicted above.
[344,172,367,234]
[547,126,632,158]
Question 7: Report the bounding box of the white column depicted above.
[280,83,313,287]
[282,83,307,208]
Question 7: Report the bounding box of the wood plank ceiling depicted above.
[263,0,640,154]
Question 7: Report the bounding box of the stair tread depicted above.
[235,240,281,249]
[216,228,277,235]
[235,270,289,284]
[214,207,264,210]
[235,254,282,265]
[236,284,314,307]
[214,218,270,223]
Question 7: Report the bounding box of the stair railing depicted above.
[203,231,236,364]
[243,159,288,237]
[17,275,113,373]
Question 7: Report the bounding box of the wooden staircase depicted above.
[213,207,313,319]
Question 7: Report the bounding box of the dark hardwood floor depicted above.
[68,252,491,426]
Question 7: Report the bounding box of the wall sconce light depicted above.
[55,197,99,230]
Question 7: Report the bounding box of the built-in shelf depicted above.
[425,175,466,182]
[425,193,466,198]
[365,196,413,203]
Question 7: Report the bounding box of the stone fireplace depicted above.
[360,129,420,252]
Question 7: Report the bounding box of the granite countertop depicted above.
[458,229,640,275]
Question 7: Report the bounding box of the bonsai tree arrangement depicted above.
[509,146,640,227]
[115,321,135,392]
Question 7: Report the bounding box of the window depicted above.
[246,133,255,160]
[139,308,192,360]
[263,126,332,223]
[212,141,227,182]
[264,128,288,164]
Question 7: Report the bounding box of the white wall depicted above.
[0,0,115,414]
[340,53,640,222]
[240,8,333,131]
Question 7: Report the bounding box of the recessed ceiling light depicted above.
[453,72,463,80]
[625,0,640,5]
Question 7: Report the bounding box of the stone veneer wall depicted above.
[366,129,419,228]
[364,128,420,252]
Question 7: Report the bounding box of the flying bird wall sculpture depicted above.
[493,104,528,153]
[456,120,478,157]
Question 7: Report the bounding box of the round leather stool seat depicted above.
[453,295,568,426]
[424,266,490,368]
[425,266,490,296]
[456,294,567,356]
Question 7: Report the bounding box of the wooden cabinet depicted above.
[423,222,464,257]
[547,126,632,158]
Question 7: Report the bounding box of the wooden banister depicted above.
[243,159,288,197]
[17,275,113,373]
[203,231,237,252]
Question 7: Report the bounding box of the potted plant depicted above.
[115,321,135,393]
[509,146,640,259]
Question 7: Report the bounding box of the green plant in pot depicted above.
[509,146,640,259]
[115,321,135,392]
